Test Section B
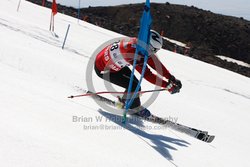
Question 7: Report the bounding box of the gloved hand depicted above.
[166,75,182,94]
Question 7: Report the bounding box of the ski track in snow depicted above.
[0,18,93,59]
[187,79,250,100]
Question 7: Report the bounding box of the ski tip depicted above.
[197,133,215,143]
[206,135,215,143]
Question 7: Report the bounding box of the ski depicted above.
[87,90,215,143]
[138,115,215,143]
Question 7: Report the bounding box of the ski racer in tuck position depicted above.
[94,30,182,118]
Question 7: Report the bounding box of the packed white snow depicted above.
[0,1,250,166]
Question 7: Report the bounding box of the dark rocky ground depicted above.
[27,0,250,77]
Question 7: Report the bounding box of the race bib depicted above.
[108,42,129,70]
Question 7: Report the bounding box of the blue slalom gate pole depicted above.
[123,0,152,123]
[62,24,70,49]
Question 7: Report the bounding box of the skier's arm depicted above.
[147,56,182,94]
[135,64,168,88]
[147,56,171,80]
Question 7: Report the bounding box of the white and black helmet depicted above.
[149,30,163,54]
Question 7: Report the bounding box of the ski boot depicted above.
[134,107,152,118]
[116,96,151,118]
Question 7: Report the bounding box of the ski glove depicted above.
[166,75,182,94]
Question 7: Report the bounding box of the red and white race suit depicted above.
[95,38,172,88]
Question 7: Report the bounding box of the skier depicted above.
[94,30,182,117]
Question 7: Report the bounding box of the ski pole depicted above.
[68,88,168,99]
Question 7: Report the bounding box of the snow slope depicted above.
[1,1,250,166]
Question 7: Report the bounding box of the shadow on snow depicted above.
[98,109,190,161]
